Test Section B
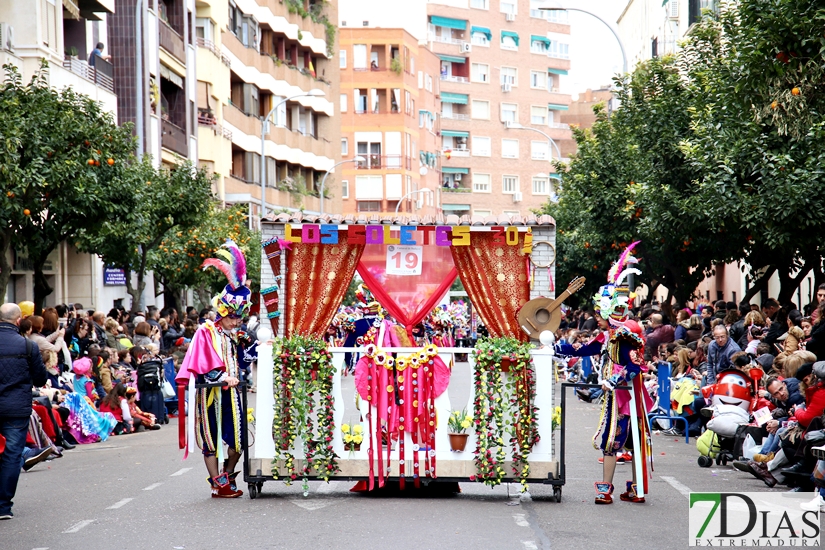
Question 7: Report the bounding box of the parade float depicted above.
[242,213,572,502]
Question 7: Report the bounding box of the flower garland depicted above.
[272,335,339,485]
[472,337,540,491]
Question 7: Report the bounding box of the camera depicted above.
[750,326,764,338]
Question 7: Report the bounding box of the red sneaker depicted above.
[619,481,645,503]
[595,482,614,504]
[598,452,631,464]
[210,473,243,498]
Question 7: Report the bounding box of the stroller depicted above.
[696,428,735,467]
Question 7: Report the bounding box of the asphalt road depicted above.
[1,375,799,550]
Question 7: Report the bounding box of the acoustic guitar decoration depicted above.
[517,276,586,339]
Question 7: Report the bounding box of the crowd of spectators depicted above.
[554,283,825,509]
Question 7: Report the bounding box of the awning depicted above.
[438,55,466,64]
[531,35,551,46]
[418,109,434,117]
[442,130,469,138]
[441,92,468,105]
[442,204,471,211]
[63,0,80,20]
[442,167,469,174]
[160,64,184,88]
[548,68,569,75]
[548,103,569,111]
[501,31,519,45]
[471,26,492,40]
[429,15,467,30]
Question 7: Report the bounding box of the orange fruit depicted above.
[107,158,114,165]
[791,87,800,96]
[584,242,590,248]
[84,140,90,146]
[87,159,95,165]
[7,191,13,198]
[771,101,778,109]
[94,160,100,166]
[146,181,151,185]
[23,208,30,216]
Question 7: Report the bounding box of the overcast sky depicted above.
[562,0,628,98]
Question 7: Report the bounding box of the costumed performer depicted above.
[554,242,653,504]
[176,240,250,499]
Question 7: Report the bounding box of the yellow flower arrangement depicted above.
[448,408,474,434]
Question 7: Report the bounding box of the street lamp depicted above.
[504,122,562,161]
[395,188,433,213]
[319,156,366,215]
[259,89,326,221]
[539,2,628,74]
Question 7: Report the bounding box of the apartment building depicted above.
[0,0,139,309]
[108,0,198,169]
[338,27,441,215]
[425,0,573,217]
[195,0,340,222]
[617,0,717,71]
[560,87,617,132]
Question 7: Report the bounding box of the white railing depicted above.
[548,122,570,129]
[530,8,569,23]
[441,112,470,121]
[446,148,470,157]
[429,34,460,45]
[441,75,469,83]
[548,51,570,60]
[62,57,114,93]
[501,44,518,52]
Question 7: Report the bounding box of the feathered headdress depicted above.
[203,239,251,319]
[593,241,641,326]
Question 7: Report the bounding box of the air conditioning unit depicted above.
[460,42,472,53]
[512,191,523,203]
[0,23,14,52]
[454,173,463,181]
[668,0,679,19]
[505,12,516,22]
[501,82,512,92]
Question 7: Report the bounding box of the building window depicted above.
[501,139,519,159]
[471,63,489,83]
[425,74,433,91]
[471,100,490,119]
[470,0,489,9]
[471,31,489,46]
[548,41,570,59]
[501,35,518,51]
[502,175,518,194]
[353,44,367,69]
[532,176,549,195]
[500,1,516,15]
[530,71,546,89]
[474,209,492,217]
[342,179,349,199]
[340,93,347,113]
[503,210,520,219]
[501,67,517,86]
[547,109,556,125]
[339,49,347,68]
[500,103,517,123]
[341,138,348,156]
[472,136,491,157]
[357,201,382,212]
[473,173,491,193]
[531,106,546,125]
[531,140,549,160]
[531,39,548,54]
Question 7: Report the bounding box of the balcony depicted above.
[62,57,114,93]
[441,112,470,121]
[355,155,412,170]
[159,20,186,63]
[440,75,469,84]
[548,122,570,129]
[443,147,470,157]
[196,37,231,67]
[162,119,188,156]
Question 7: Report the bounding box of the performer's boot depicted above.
[224,471,244,496]
[594,482,614,504]
[210,473,243,498]
[619,481,645,503]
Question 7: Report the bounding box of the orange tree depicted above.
[0,64,136,310]
[74,160,215,312]
[149,204,261,311]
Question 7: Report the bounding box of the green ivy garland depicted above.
[472,337,540,491]
[272,335,339,485]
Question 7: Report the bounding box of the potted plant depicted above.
[390,57,403,75]
[341,423,363,452]
[447,408,473,451]
[474,336,526,372]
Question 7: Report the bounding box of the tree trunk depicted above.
[741,266,776,305]
[33,264,54,315]
[777,264,810,307]
[125,272,142,313]
[0,233,12,304]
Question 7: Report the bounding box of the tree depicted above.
[74,160,215,312]
[148,204,261,311]
[0,64,136,310]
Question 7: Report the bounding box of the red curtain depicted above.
[450,232,530,341]
[285,231,365,338]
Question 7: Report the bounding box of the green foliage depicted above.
[390,57,403,75]
[539,0,825,308]
[0,63,137,309]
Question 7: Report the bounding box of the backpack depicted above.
[137,360,162,392]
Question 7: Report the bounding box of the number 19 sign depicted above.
[386,245,422,276]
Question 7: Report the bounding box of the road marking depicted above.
[143,482,163,491]
[522,542,538,550]
[169,468,192,477]
[63,520,94,533]
[288,498,339,511]
[106,498,133,510]
[661,475,691,499]
[512,513,530,527]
